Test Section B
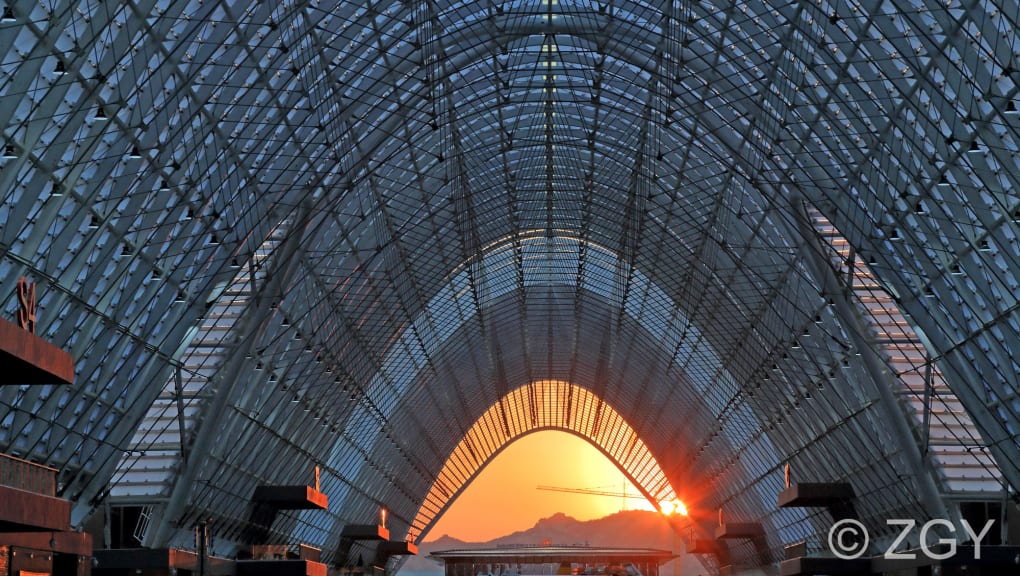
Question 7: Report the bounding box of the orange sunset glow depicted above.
[425,430,667,542]
[408,381,682,544]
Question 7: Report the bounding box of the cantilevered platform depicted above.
[373,540,418,568]
[0,318,74,385]
[0,484,71,532]
[333,524,392,568]
[777,483,854,508]
[340,524,390,541]
[777,482,857,521]
[714,522,764,540]
[377,540,417,559]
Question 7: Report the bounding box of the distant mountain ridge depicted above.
[398,510,677,575]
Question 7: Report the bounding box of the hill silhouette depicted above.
[397,510,699,576]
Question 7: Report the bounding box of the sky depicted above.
[424,430,656,542]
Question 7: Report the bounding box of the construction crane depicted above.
[538,485,689,576]
[536,485,687,516]
[536,485,649,499]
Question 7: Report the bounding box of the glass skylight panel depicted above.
[0,0,1018,566]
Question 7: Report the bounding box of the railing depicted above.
[0,452,57,495]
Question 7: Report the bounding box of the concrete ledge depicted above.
[777,483,854,508]
[0,484,70,531]
[252,485,328,510]
[0,318,74,385]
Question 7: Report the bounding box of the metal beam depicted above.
[789,196,956,530]
[145,201,315,547]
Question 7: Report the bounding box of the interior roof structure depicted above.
[1,0,1019,571]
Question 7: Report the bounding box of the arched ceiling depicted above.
[1,0,1019,571]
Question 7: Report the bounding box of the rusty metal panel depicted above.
[0,319,74,385]
[0,485,70,532]
[0,455,57,496]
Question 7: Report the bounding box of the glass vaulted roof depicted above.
[1,0,1019,571]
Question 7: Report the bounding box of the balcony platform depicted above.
[0,484,70,532]
[715,522,764,540]
[340,525,390,541]
[0,531,91,556]
[778,483,854,508]
[375,540,417,565]
[378,541,417,557]
[0,318,74,385]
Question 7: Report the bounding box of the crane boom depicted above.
[537,485,688,516]
[535,485,647,498]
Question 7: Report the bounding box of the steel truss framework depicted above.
[1,0,1019,571]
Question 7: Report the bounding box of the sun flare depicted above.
[658,499,688,516]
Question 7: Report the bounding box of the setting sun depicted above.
[658,499,688,516]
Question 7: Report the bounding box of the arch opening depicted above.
[409,380,682,543]
[427,430,668,542]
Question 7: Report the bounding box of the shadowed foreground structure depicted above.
[430,547,675,576]
[2,0,1020,574]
